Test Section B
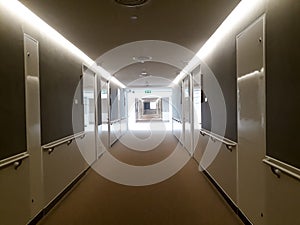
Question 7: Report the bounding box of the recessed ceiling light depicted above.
[133,56,152,63]
[130,15,138,20]
[139,70,151,77]
[115,0,150,7]
[139,72,151,77]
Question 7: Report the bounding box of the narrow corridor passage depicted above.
[38,131,243,225]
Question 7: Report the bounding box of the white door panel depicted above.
[183,76,192,154]
[24,34,43,217]
[237,16,266,225]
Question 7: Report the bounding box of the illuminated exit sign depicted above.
[145,90,151,94]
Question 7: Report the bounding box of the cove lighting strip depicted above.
[0,0,126,88]
[172,0,262,85]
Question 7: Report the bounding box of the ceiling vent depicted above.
[115,0,149,7]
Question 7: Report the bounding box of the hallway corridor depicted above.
[1,1,299,224]
[37,132,243,225]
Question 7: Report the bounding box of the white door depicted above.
[82,66,97,163]
[192,66,201,152]
[99,79,109,149]
[183,75,193,154]
[24,34,43,218]
[237,16,266,225]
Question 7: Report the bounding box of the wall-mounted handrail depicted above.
[42,131,85,154]
[172,117,182,123]
[199,129,237,151]
[110,119,121,125]
[0,152,29,170]
[262,157,300,181]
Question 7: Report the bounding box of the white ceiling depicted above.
[21,0,240,87]
[114,61,179,87]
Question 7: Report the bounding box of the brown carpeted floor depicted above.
[109,131,177,166]
[38,131,243,225]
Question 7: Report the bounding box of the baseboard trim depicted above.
[28,167,89,225]
[27,210,43,225]
[194,158,252,225]
[172,133,184,146]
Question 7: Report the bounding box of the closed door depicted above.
[24,34,43,218]
[183,75,192,154]
[99,79,109,149]
[237,16,266,225]
[82,66,97,162]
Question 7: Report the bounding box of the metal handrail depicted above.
[42,131,85,154]
[110,119,121,125]
[262,157,300,181]
[0,152,29,169]
[199,129,237,151]
[172,117,182,123]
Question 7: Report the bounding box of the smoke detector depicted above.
[115,0,150,7]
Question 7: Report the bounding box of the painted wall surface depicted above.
[196,0,300,225]
[0,3,94,225]
[0,7,31,225]
[0,160,31,225]
[266,0,300,169]
[0,8,26,160]
[264,0,300,224]
[39,35,84,145]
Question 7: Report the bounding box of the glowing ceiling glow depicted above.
[0,0,126,88]
[172,0,263,85]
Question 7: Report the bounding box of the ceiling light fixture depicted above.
[115,0,149,7]
[139,71,151,77]
[130,15,138,20]
[133,56,152,63]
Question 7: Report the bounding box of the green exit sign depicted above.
[145,90,151,94]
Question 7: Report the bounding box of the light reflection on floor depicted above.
[128,121,171,131]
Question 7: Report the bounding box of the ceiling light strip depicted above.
[172,0,262,85]
[0,0,126,88]
[196,0,261,59]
